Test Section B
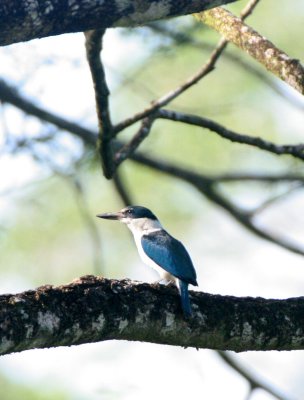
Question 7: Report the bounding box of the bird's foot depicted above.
[151,279,175,288]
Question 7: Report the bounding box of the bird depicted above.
[96,205,198,317]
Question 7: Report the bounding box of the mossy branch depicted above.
[195,7,304,94]
[1,276,304,356]
[0,0,238,47]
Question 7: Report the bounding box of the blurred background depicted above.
[0,0,304,398]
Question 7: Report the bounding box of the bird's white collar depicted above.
[124,217,162,236]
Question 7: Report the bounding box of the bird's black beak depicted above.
[96,212,122,220]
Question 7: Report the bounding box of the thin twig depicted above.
[249,183,304,217]
[211,173,304,183]
[218,351,295,400]
[113,39,225,134]
[157,109,304,161]
[240,0,261,19]
[244,388,254,400]
[114,115,156,166]
[113,171,133,206]
[70,176,104,275]
[24,144,104,275]
[0,79,96,145]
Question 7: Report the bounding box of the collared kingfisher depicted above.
[97,206,198,317]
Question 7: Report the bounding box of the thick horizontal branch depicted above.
[0,0,238,47]
[1,276,304,356]
[195,7,304,94]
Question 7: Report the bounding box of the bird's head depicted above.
[97,206,158,225]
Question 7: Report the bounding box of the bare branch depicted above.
[70,177,104,275]
[195,7,304,94]
[113,172,134,206]
[147,23,304,111]
[1,276,304,356]
[114,115,156,167]
[218,352,294,400]
[239,0,261,19]
[85,29,114,178]
[211,173,304,183]
[113,38,227,134]
[113,0,266,134]
[157,109,304,161]
[249,184,304,217]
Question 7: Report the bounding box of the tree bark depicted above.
[195,7,304,94]
[0,0,237,47]
[1,275,304,356]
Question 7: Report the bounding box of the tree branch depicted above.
[157,109,304,161]
[147,21,301,108]
[195,7,304,94]
[112,0,272,135]
[113,37,227,134]
[85,29,115,178]
[112,171,134,206]
[217,352,294,400]
[0,0,238,47]
[149,20,304,111]
[211,173,304,183]
[1,275,304,356]
[114,115,156,167]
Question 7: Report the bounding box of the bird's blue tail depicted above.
[178,280,193,318]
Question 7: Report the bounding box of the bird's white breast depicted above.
[126,218,176,282]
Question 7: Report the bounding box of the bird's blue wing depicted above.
[141,231,197,286]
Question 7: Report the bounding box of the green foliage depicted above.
[0,373,68,400]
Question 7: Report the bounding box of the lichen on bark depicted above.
[1,276,304,356]
[0,0,238,46]
[195,7,304,94]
